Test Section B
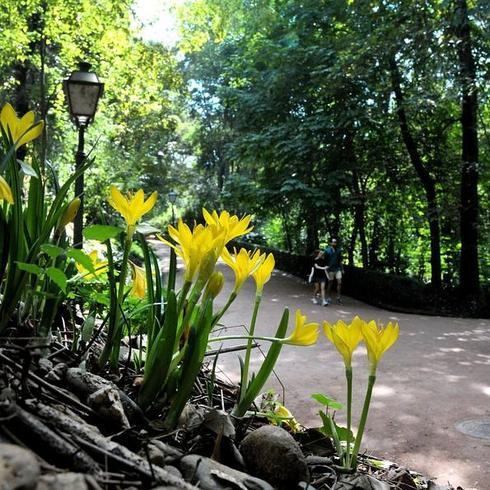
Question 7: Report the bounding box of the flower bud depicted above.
[204,271,225,300]
[57,198,80,231]
[197,247,220,286]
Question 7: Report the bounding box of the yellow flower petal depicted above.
[361,319,399,373]
[283,309,319,346]
[221,247,264,293]
[109,186,157,227]
[130,262,146,299]
[0,176,14,205]
[323,316,363,367]
[252,252,275,293]
[159,218,225,283]
[0,103,43,149]
[202,208,253,244]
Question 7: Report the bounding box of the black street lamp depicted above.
[168,190,177,226]
[63,62,104,248]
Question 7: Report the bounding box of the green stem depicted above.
[208,334,279,343]
[100,233,132,368]
[345,366,353,468]
[177,280,192,313]
[212,291,237,326]
[240,293,262,402]
[350,373,376,468]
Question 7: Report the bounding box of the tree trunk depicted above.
[351,172,369,268]
[454,0,479,295]
[389,57,442,288]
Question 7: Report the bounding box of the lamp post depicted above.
[168,190,177,226]
[63,62,104,248]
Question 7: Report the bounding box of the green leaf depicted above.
[233,308,289,417]
[311,393,344,410]
[46,267,67,293]
[138,290,178,409]
[136,222,160,235]
[319,411,354,443]
[40,244,65,259]
[18,160,39,178]
[16,262,43,276]
[83,225,122,241]
[67,248,96,274]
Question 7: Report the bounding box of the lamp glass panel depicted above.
[68,83,101,117]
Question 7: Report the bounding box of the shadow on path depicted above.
[153,242,490,489]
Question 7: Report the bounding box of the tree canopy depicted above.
[1,0,488,298]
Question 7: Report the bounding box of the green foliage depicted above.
[178,0,490,292]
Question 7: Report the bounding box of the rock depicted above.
[163,465,183,479]
[0,443,40,489]
[87,386,130,429]
[180,454,274,490]
[240,425,308,489]
[37,358,53,374]
[36,473,93,490]
[45,363,68,382]
[147,441,184,466]
[203,409,235,438]
[64,368,145,424]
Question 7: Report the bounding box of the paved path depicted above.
[155,244,490,489]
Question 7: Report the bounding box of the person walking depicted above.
[324,238,344,305]
[308,250,329,306]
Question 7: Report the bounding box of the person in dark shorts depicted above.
[308,250,329,305]
[324,238,344,305]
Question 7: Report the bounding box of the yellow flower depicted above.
[0,176,13,204]
[0,102,44,149]
[221,247,263,293]
[159,219,225,283]
[57,197,80,231]
[283,309,319,346]
[130,262,146,299]
[108,186,157,229]
[323,316,364,368]
[76,251,108,280]
[202,208,253,243]
[361,320,399,374]
[272,404,301,432]
[252,252,274,294]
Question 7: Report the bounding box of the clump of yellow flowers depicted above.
[322,316,399,469]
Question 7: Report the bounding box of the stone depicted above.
[163,465,183,479]
[87,386,130,429]
[36,473,91,490]
[240,425,308,489]
[147,440,184,466]
[180,454,274,490]
[0,443,40,489]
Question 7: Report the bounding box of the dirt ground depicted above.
[155,244,490,489]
